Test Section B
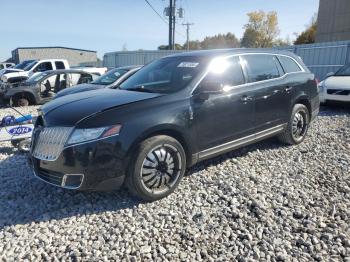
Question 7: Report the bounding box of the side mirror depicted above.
[198,81,224,95]
[194,81,223,101]
[326,72,334,78]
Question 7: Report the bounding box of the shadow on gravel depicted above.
[0,148,143,228]
[319,103,350,116]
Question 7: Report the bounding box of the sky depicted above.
[0,0,319,61]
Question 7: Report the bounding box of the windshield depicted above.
[119,56,207,94]
[26,72,50,83]
[335,64,350,76]
[23,61,38,71]
[13,60,36,70]
[91,68,129,85]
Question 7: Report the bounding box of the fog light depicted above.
[61,174,84,189]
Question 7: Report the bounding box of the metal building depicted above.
[103,50,185,68]
[316,0,350,42]
[11,46,98,66]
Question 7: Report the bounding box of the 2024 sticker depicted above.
[7,126,33,136]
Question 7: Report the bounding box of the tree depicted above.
[183,40,202,50]
[201,33,240,49]
[294,15,317,45]
[157,44,183,50]
[274,36,292,47]
[241,10,280,48]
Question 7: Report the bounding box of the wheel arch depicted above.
[10,91,37,105]
[293,95,312,119]
[126,125,195,168]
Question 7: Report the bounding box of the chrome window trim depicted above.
[191,52,306,94]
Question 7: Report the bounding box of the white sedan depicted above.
[319,64,350,103]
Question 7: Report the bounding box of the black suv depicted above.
[29,49,319,201]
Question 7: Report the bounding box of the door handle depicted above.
[285,86,293,92]
[241,95,253,103]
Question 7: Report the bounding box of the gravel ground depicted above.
[0,105,349,261]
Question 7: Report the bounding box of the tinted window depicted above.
[55,61,65,70]
[120,56,207,94]
[0,65,3,69]
[278,56,302,73]
[335,64,350,76]
[34,62,53,72]
[201,56,245,88]
[243,55,281,83]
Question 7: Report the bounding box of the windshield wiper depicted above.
[126,86,154,93]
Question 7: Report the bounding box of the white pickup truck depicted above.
[0,59,70,84]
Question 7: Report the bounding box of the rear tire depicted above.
[126,135,186,201]
[278,104,310,145]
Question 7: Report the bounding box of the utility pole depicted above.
[168,0,173,50]
[172,0,176,50]
[182,22,194,50]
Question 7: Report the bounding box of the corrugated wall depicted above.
[103,50,185,68]
[104,41,350,80]
[278,41,350,80]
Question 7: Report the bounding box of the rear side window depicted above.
[278,56,302,73]
[243,55,281,83]
[55,61,65,70]
[0,64,3,69]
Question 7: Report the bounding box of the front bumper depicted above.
[320,88,350,103]
[29,136,127,191]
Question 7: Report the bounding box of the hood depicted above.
[41,88,162,126]
[324,76,350,90]
[55,83,105,99]
[0,68,24,77]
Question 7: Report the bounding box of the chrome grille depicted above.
[33,127,73,161]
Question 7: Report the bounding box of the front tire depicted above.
[278,104,310,145]
[126,135,186,201]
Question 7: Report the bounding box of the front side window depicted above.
[278,56,302,73]
[243,55,281,83]
[335,64,350,76]
[120,56,207,94]
[92,68,128,85]
[33,62,53,72]
[0,64,3,70]
[199,56,245,91]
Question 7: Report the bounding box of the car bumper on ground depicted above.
[28,136,128,191]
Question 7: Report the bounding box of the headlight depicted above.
[66,125,122,145]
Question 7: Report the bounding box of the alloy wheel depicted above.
[140,144,182,195]
[292,111,307,140]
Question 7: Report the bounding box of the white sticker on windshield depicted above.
[177,62,199,68]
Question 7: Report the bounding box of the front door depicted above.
[192,56,256,153]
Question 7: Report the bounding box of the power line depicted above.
[144,0,168,25]
[144,0,186,40]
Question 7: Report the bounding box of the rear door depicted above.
[241,54,289,131]
[192,56,256,152]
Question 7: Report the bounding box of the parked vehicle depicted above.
[29,49,319,201]
[55,65,142,99]
[0,63,15,70]
[0,59,70,84]
[319,64,350,103]
[71,66,108,76]
[2,69,99,106]
[0,60,36,79]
